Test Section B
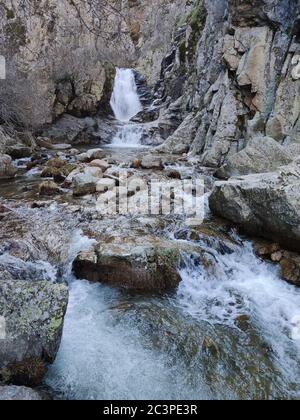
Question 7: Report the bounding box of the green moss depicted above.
[186,1,207,61]
[179,40,187,63]
[5,18,27,50]
[6,8,15,20]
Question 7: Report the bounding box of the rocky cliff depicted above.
[0,0,191,129]
[155,0,300,171]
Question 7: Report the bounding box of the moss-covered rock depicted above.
[73,237,184,292]
[41,158,77,182]
[0,280,68,386]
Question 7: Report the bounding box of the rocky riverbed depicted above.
[0,141,300,400]
[0,0,299,401]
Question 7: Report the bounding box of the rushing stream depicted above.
[1,68,300,400]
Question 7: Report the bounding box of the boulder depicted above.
[0,386,42,401]
[141,154,164,170]
[216,136,293,179]
[41,159,76,182]
[279,254,300,287]
[72,166,103,196]
[130,159,141,169]
[77,148,106,163]
[0,280,68,386]
[73,237,183,292]
[6,145,32,159]
[39,181,61,196]
[209,161,300,252]
[89,159,110,172]
[0,154,17,179]
[96,178,116,193]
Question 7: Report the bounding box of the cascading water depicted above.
[110,68,144,147]
[110,68,142,122]
[45,227,300,400]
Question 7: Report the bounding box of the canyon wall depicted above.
[155,0,300,171]
[0,0,190,128]
[0,0,299,173]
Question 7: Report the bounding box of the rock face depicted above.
[215,136,294,179]
[0,280,68,386]
[153,0,300,169]
[209,161,300,252]
[0,0,190,127]
[0,386,42,401]
[73,238,183,292]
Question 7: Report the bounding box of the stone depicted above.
[41,159,76,182]
[0,154,17,179]
[141,154,164,170]
[0,280,68,386]
[6,145,32,159]
[280,254,300,287]
[209,161,300,252]
[72,167,103,196]
[0,386,42,401]
[42,115,94,145]
[216,136,293,179]
[39,181,61,196]
[166,169,181,179]
[89,159,110,172]
[130,159,141,169]
[73,238,183,292]
[78,148,106,163]
[96,178,116,193]
[36,137,53,149]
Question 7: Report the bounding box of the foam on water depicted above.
[177,239,300,390]
[44,228,300,399]
[111,123,144,148]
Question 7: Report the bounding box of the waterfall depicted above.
[110,68,142,122]
[110,68,144,147]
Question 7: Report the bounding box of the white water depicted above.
[110,68,142,122]
[45,229,300,399]
[178,238,300,394]
[46,231,211,400]
[110,68,144,147]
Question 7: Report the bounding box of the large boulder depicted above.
[0,154,17,179]
[0,386,42,401]
[73,237,184,292]
[209,161,300,252]
[0,280,68,386]
[216,136,293,179]
[72,166,103,196]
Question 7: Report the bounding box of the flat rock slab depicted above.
[210,161,300,252]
